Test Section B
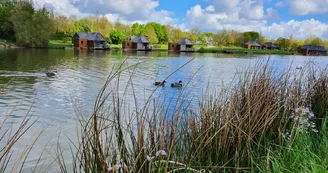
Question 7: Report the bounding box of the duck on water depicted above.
[46,72,56,77]
[171,81,183,87]
[154,80,166,86]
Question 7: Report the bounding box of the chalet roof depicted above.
[131,36,149,43]
[300,45,327,51]
[263,42,279,48]
[74,32,88,39]
[73,32,106,41]
[245,41,261,47]
[178,38,193,45]
[86,32,106,41]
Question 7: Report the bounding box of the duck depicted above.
[154,80,166,86]
[46,72,56,77]
[171,81,183,87]
[296,67,303,70]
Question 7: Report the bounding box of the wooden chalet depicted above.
[168,38,195,52]
[122,36,152,51]
[298,45,327,56]
[243,41,261,49]
[73,32,108,50]
[262,42,280,50]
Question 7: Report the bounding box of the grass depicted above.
[197,46,293,55]
[48,40,73,48]
[2,59,328,172]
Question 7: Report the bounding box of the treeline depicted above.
[0,0,53,47]
[1,0,327,49]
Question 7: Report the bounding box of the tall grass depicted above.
[0,82,53,172]
[2,59,328,172]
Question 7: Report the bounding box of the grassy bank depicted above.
[197,46,293,55]
[48,40,73,48]
[2,60,328,172]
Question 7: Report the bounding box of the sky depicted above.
[33,0,328,40]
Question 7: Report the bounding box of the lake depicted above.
[0,49,327,172]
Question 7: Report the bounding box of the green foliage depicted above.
[0,0,15,40]
[170,28,184,42]
[214,29,228,46]
[276,37,290,50]
[74,19,91,33]
[109,30,125,44]
[146,22,168,43]
[243,31,260,42]
[10,1,53,47]
[305,35,323,46]
[143,25,158,43]
[131,22,144,36]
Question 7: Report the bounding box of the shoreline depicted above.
[0,45,322,56]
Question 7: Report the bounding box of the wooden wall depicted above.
[168,43,179,52]
[122,41,136,50]
[73,38,88,49]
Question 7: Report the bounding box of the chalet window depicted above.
[127,43,129,46]
[81,41,84,44]
[172,45,174,48]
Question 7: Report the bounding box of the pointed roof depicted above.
[73,32,106,41]
[74,32,88,39]
[178,38,193,45]
[86,32,106,41]
[245,41,261,47]
[300,45,327,51]
[131,36,149,43]
[262,42,278,48]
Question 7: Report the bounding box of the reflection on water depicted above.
[0,49,327,171]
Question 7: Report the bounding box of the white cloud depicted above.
[185,4,328,39]
[261,19,328,39]
[286,0,328,15]
[211,0,276,20]
[275,1,284,7]
[33,0,174,24]
[34,0,83,17]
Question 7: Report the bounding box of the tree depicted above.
[145,22,167,43]
[10,1,53,47]
[214,29,228,46]
[0,0,15,40]
[131,22,144,36]
[74,19,91,33]
[190,27,201,42]
[226,30,240,46]
[276,37,290,51]
[109,30,125,44]
[143,25,158,43]
[243,31,260,42]
[169,28,183,42]
[305,35,323,46]
[30,8,54,46]
[53,15,75,39]
[114,20,130,40]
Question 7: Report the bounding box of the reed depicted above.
[3,59,328,172]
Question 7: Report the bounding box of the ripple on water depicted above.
[1,50,328,170]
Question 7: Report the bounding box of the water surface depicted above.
[0,49,326,172]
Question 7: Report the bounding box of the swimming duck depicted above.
[46,72,56,77]
[171,81,183,87]
[154,80,166,86]
[296,67,302,70]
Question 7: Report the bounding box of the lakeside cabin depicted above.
[243,41,262,49]
[262,42,280,50]
[298,45,327,56]
[72,32,108,50]
[122,36,152,51]
[168,38,195,52]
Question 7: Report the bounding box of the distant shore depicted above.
[0,40,308,56]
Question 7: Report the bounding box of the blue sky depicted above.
[35,0,328,39]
